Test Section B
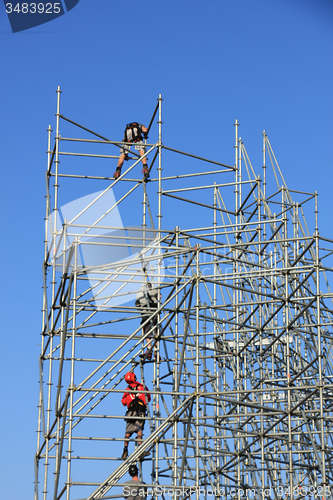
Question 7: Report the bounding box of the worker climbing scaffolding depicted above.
[123,464,147,499]
[136,281,160,361]
[121,372,151,461]
[114,122,149,180]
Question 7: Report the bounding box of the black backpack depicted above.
[124,122,142,143]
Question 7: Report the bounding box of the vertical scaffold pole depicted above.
[173,226,180,489]
[43,87,61,500]
[157,94,163,234]
[35,123,53,500]
[195,246,200,500]
[262,131,266,201]
[234,119,239,221]
[66,237,78,500]
[282,185,293,500]
[233,120,240,497]
[262,131,267,243]
[315,192,327,495]
[258,176,265,500]
[154,93,163,493]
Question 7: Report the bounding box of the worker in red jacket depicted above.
[121,372,151,461]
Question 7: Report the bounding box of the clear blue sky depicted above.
[0,1,332,498]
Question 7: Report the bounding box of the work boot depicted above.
[139,350,154,361]
[139,451,150,461]
[114,168,121,179]
[121,446,128,460]
[141,166,149,180]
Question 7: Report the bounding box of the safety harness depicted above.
[125,382,147,422]
[124,122,143,143]
[126,382,147,412]
[127,396,146,413]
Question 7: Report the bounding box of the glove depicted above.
[143,131,148,140]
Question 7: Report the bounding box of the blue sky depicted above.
[0,1,332,498]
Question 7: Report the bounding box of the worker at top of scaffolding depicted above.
[135,282,160,361]
[114,122,149,180]
[121,372,151,461]
[123,464,147,500]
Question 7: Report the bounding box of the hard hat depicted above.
[129,464,138,476]
[125,372,136,384]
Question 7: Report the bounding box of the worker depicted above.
[121,372,151,461]
[135,282,159,361]
[114,122,149,179]
[123,464,147,499]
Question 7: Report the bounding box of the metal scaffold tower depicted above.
[35,88,333,500]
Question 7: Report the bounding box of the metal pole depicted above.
[315,192,327,495]
[195,247,200,500]
[157,94,163,234]
[66,238,78,500]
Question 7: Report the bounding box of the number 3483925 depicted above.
[5,3,62,14]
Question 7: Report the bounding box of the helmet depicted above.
[129,464,138,477]
[125,372,136,384]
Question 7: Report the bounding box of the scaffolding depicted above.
[35,88,333,500]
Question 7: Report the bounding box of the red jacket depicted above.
[121,381,151,408]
